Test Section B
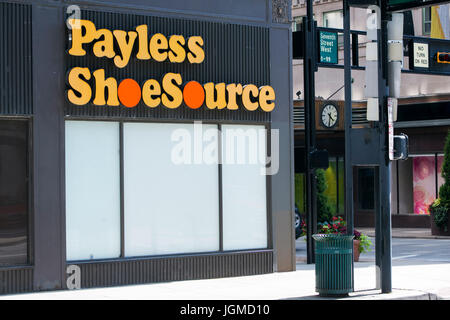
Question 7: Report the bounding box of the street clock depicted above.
[320,103,339,129]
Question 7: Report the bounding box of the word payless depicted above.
[67,68,275,111]
[67,19,205,68]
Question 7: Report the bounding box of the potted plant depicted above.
[353,229,372,262]
[431,131,450,236]
[302,216,373,262]
[430,199,450,236]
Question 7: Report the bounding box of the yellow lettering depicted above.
[187,36,205,63]
[113,30,138,68]
[242,84,259,111]
[68,19,97,56]
[67,67,92,105]
[161,73,182,109]
[93,29,115,59]
[149,33,169,62]
[136,25,151,60]
[204,83,226,109]
[226,83,243,110]
[142,79,161,108]
[92,69,119,106]
[259,86,275,112]
[168,35,186,63]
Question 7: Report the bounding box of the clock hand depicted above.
[328,113,335,122]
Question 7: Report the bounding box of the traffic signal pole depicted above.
[303,0,318,264]
[376,0,392,293]
[343,0,354,287]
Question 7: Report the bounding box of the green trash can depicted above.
[312,234,354,297]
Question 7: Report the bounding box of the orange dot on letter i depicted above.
[118,79,141,108]
[183,81,205,109]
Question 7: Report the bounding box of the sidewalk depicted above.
[2,228,449,300]
[358,228,450,239]
[1,261,449,300]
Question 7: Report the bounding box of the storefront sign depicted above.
[318,31,338,64]
[66,19,275,112]
[413,42,429,69]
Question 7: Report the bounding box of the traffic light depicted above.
[436,52,450,64]
[393,134,409,161]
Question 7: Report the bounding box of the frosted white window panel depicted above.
[221,124,268,251]
[65,121,121,261]
[123,123,219,256]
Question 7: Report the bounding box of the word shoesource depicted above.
[66,19,276,112]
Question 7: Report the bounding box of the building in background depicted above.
[292,0,450,228]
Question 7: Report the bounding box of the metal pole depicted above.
[375,166,381,290]
[303,0,317,264]
[343,0,354,289]
[377,0,392,293]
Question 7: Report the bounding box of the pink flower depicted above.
[413,188,426,202]
[414,200,429,215]
[413,157,434,182]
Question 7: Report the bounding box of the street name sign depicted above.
[319,31,338,64]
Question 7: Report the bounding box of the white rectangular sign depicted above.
[388,98,394,161]
[413,43,429,68]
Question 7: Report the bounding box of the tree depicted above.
[316,169,333,223]
[439,131,450,208]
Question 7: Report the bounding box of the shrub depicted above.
[316,169,333,223]
[439,131,450,207]
[354,229,372,254]
[430,199,449,232]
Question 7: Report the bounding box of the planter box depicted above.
[353,240,361,262]
[431,211,450,236]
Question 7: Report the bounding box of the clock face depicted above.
[321,104,338,128]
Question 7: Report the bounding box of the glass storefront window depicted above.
[413,156,436,215]
[294,156,345,221]
[221,125,267,251]
[338,158,345,214]
[65,121,121,260]
[438,155,444,193]
[123,123,220,256]
[295,173,306,213]
[392,154,444,215]
[323,161,338,214]
[0,120,29,266]
[357,168,375,211]
[65,121,268,260]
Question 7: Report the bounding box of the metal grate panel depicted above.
[0,2,32,115]
[71,251,273,289]
[0,267,33,295]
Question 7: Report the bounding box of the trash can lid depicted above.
[312,234,355,241]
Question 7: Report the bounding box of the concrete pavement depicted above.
[357,227,450,239]
[1,228,449,300]
[1,260,449,300]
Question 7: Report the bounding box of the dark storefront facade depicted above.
[0,0,295,294]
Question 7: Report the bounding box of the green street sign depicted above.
[319,31,338,64]
[388,0,416,5]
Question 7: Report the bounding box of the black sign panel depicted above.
[65,9,271,123]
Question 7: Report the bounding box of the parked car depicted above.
[295,205,303,239]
